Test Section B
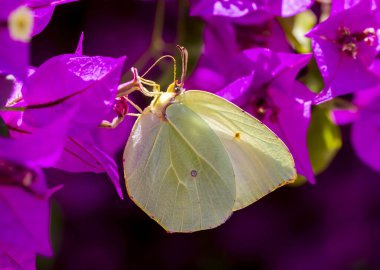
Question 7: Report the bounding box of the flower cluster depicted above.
[1,0,380,268]
[188,0,380,178]
[0,1,130,267]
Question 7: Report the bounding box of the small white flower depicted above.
[8,6,34,42]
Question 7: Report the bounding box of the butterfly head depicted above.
[166,80,185,95]
[143,46,188,119]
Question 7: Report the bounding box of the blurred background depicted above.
[32,1,380,269]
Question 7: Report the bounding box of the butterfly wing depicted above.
[123,104,235,232]
[177,90,296,211]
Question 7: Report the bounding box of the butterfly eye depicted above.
[174,86,182,93]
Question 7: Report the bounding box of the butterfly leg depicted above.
[100,116,125,128]
[99,95,141,129]
[99,112,140,128]
[139,77,162,96]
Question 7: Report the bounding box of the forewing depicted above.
[123,105,235,233]
[177,90,296,211]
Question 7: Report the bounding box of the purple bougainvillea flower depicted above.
[0,0,32,79]
[190,0,314,24]
[71,33,135,165]
[331,58,380,171]
[330,83,380,126]
[351,91,380,171]
[331,0,379,14]
[2,33,127,198]
[307,0,380,104]
[0,114,70,270]
[0,0,76,79]
[22,54,126,128]
[189,47,315,182]
[332,80,380,171]
[16,53,126,198]
[186,16,290,90]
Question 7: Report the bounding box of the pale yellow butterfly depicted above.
[123,47,296,233]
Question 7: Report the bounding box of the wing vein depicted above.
[167,121,226,187]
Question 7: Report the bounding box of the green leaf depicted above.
[0,116,9,138]
[307,106,342,175]
[299,58,324,93]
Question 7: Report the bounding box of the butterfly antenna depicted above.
[141,55,177,83]
[176,45,188,87]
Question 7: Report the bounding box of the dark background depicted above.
[32,1,380,269]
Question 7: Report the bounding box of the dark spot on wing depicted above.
[191,170,198,177]
[234,132,241,140]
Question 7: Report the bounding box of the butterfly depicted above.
[123,46,296,233]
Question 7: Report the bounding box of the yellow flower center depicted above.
[8,6,34,42]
